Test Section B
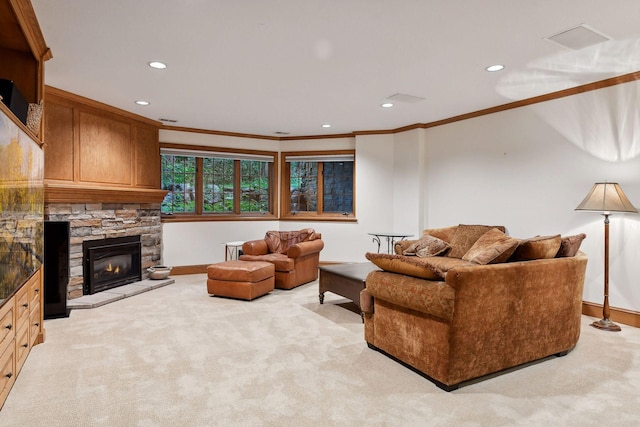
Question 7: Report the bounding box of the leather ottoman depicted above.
[207,260,275,300]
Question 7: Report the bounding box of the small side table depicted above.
[368,232,413,254]
[223,241,245,261]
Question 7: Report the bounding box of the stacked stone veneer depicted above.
[44,203,162,299]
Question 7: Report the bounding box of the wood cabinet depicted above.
[0,314,16,408]
[0,270,43,409]
[0,0,48,410]
[43,87,167,203]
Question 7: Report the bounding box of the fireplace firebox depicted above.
[83,235,142,295]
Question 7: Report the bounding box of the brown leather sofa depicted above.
[361,224,588,391]
[240,229,324,290]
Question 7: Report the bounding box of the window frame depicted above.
[280,150,356,221]
[160,143,278,222]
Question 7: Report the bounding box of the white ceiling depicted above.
[31,0,640,138]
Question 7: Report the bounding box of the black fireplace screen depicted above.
[83,235,141,294]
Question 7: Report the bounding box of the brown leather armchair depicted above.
[239,229,324,289]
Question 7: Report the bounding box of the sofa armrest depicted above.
[242,239,269,255]
[394,239,419,255]
[366,271,454,321]
[360,288,374,314]
[287,239,324,258]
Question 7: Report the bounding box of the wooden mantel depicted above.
[44,183,168,204]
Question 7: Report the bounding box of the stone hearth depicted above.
[67,278,174,309]
[45,202,162,299]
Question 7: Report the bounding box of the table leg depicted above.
[371,235,381,253]
[386,235,393,254]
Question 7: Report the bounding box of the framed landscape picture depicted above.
[0,107,44,302]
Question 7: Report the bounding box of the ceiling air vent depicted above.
[545,24,611,50]
[159,118,178,123]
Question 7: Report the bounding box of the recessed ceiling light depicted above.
[321,124,332,128]
[148,61,167,69]
[486,64,505,72]
[381,102,394,108]
[135,100,150,106]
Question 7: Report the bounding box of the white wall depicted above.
[162,220,280,266]
[392,129,427,235]
[423,81,640,312]
[159,132,401,265]
[160,80,640,313]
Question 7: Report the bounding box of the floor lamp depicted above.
[575,182,638,331]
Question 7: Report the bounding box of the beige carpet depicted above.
[1,274,639,426]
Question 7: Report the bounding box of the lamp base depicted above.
[591,318,621,332]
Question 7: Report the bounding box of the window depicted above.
[161,155,197,213]
[202,157,234,213]
[161,145,276,219]
[281,151,355,220]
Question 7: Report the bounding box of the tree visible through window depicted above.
[161,155,196,213]
[161,148,275,217]
[289,161,318,212]
[241,160,270,213]
[203,157,234,213]
[283,151,355,219]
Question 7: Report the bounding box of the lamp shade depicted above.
[575,182,638,213]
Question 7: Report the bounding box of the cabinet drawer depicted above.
[15,285,30,328]
[29,273,42,310]
[0,301,15,356]
[15,323,29,375]
[29,303,41,347]
[0,341,16,409]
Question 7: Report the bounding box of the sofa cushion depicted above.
[447,224,506,258]
[510,235,562,261]
[239,253,294,271]
[421,256,476,277]
[402,235,450,257]
[461,228,519,265]
[556,233,587,257]
[423,225,459,243]
[365,253,443,280]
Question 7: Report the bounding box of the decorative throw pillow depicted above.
[402,235,450,257]
[394,239,417,255]
[447,224,506,258]
[510,234,562,261]
[461,228,519,265]
[365,252,443,280]
[555,233,587,257]
[265,229,317,254]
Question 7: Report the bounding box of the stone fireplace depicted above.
[44,202,162,299]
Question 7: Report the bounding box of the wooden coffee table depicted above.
[318,262,379,311]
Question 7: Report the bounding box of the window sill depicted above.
[280,215,357,222]
[161,213,277,223]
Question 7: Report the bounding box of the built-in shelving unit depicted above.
[0,0,50,410]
